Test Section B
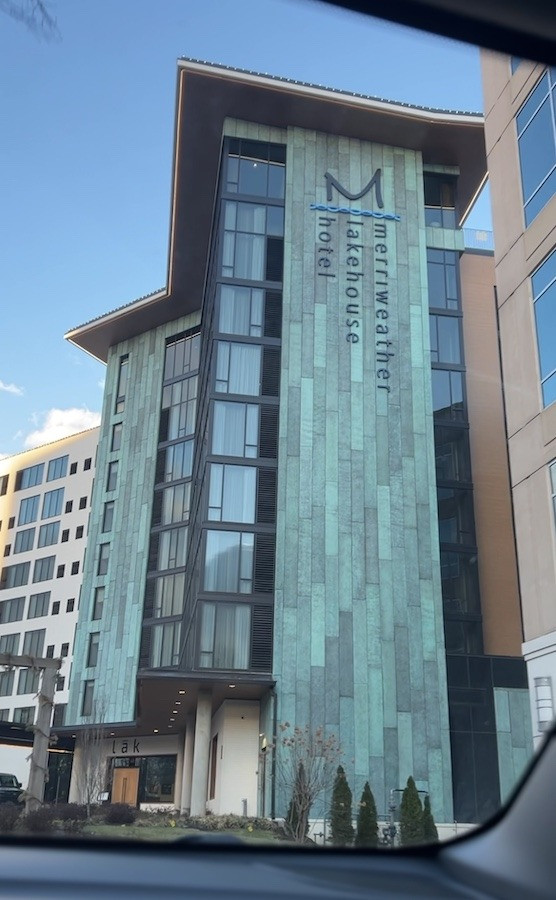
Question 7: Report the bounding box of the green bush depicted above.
[0,802,22,832]
[355,782,378,848]
[181,813,280,834]
[51,803,88,822]
[422,794,439,843]
[103,803,137,825]
[22,806,56,833]
[329,765,354,846]
[399,777,424,846]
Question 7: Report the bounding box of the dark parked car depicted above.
[0,774,22,805]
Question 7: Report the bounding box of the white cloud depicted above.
[0,380,24,396]
[24,408,101,449]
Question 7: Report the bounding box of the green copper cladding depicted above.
[66,312,200,726]
[273,126,453,821]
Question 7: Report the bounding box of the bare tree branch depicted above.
[0,0,60,41]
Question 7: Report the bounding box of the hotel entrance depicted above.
[112,761,140,805]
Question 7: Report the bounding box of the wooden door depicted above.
[111,767,139,806]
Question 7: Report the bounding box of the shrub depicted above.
[355,782,378,848]
[422,794,439,843]
[399,776,424,846]
[103,803,137,825]
[0,802,22,833]
[329,765,354,846]
[22,805,56,833]
[51,803,88,822]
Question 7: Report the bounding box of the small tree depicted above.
[76,702,108,818]
[285,763,309,842]
[399,776,424,846]
[276,724,342,844]
[355,781,378,848]
[329,765,354,846]
[422,794,439,843]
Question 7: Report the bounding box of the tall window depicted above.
[199,602,251,669]
[424,174,456,228]
[115,355,129,414]
[111,423,122,451]
[38,521,60,548]
[221,201,284,281]
[218,285,264,337]
[15,464,44,491]
[32,556,55,583]
[87,633,100,668]
[28,592,50,618]
[160,377,197,442]
[14,528,35,554]
[0,633,20,654]
[46,455,68,482]
[212,402,258,458]
[92,586,104,620]
[18,495,39,526]
[517,67,556,225]
[17,668,39,695]
[0,596,25,623]
[204,530,254,593]
[97,544,110,576]
[159,441,193,483]
[164,333,200,381]
[153,483,191,526]
[81,680,94,716]
[106,461,119,492]
[532,250,556,407]
[156,528,188,571]
[22,629,45,657]
[1,562,30,589]
[102,501,115,533]
[215,342,261,395]
[429,315,462,364]
[431,370,464,420]
[42,489,64,519]
[208,464,256,523]
[152,573,185,618]
[0,671,14,696]
[150,621,181,667]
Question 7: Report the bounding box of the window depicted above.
[78,496,87,510]
[92,586,104,620]
[215,342,261,395]
[156,528,188,571]
[226,140,286,199]
[8,517,14,529]
[115,355,129,414]
[153,482,191,526]
[42,488,64,519]
[71,561,79,576]
[111,423,122,451]
[76,525,84,539]
[164,333,200,381]
[0,474,8,496]
[429,314,462,364]
[102,501,115,533]
[1,561,30,589]
[151,573,185,618]
[159,440,194,483]
[18,495,39,526]
[66,598,75,612]
[424,174,456,228]
[0,596,25,623]
[87,632,100,668]
[432,369,464,420]
[46,645,54,658]
[69,462,78,475]
[437,488,475,545]
[56,565,65,578]
[51,601,60,615]
[32,555,55,583]
[532,250,556,406]
[218,285,264,337]
[97,543,110,576]
[81,680,94,716]
[28,591,50,618]
[160,376,197,441]
[46,455,68,482]
[106,461,118,492]
[14,527,35,554]
[13,707,34,725]
[61,642,69,657]
[84,457,92,471]
[0,709,9,721]
[2,546,10,557]
[22,629,45,657]
[56,676,65,692]
[150,621,181,667]
[138,755,176,804]
[0,671,14,697]
[212,401,258,458]
[199,601,251,669]
[15,463,44,491]
[208,464,256,523]
[61,529,69,543]
[17,668,39,695]
[38,521,60,548]
[65,501,73,514]
[221,201,284,281]
[52,704,66,727]
[427,249,459,310]
[517,68,556,225]
[204,530,254,593]
[0,633,20,655]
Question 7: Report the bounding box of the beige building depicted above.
[482,53,556,743]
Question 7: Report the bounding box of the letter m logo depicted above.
[324,169,384,208]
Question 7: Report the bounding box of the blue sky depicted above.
[0,0,490,456]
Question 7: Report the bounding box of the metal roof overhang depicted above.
[66,61,486,364]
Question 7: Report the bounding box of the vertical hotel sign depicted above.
[311,170,400,393]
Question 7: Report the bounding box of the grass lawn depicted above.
[82,823,282,843]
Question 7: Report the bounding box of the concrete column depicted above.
[180,715,195,815]
[189,690,212,816]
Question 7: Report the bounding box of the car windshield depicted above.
[0,0,551,851]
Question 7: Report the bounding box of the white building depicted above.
[0,429,99,791]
